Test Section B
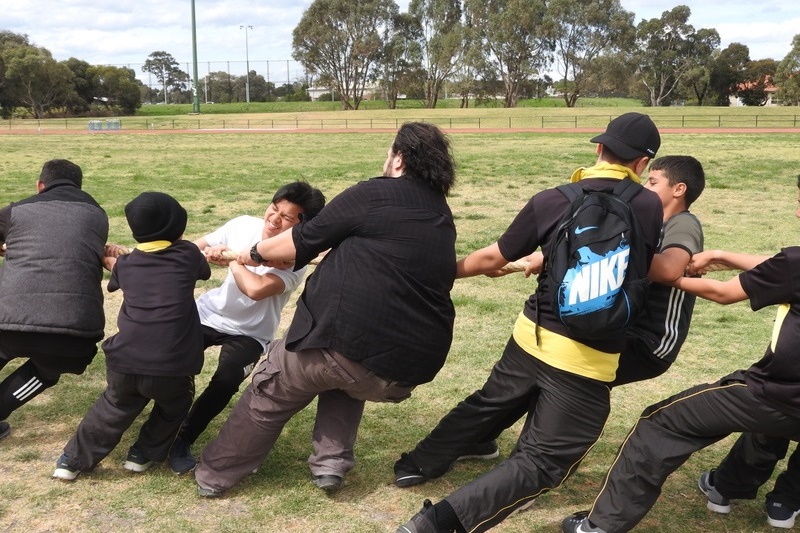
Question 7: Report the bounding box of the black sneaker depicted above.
[561,511,608,533]
[698,470,731,514]
[456,440,499,461]
[124,447,154,473]
[767,500,800,529]
[52,453,81,481]
[0,420,9,440]
[396,500,442,533]
[394,452,428,488]
[168,437,197,475]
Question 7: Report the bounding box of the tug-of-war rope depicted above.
[0,243,728,274]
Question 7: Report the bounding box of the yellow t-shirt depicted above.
[511,312,620,382]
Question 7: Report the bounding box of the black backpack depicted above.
[540,179,650,341]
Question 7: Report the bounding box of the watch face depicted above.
[250,244,262,263]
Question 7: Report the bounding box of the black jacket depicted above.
[0,180,108,338]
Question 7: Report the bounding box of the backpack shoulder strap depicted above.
[555,182,585,203]
[612,179,644,203]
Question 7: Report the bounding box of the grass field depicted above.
[4,103,800,132]
[0,117,798,533]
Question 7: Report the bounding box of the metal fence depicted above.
[4,113,800,133]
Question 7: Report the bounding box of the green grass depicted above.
[0,122,798,532]
[133,97,640,116]
[5,103,800,133]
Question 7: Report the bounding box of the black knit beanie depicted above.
[124,191,187,243]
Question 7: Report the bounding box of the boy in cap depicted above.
[561,173,800,532]
[53,192,210,480]
[395,113,664,533]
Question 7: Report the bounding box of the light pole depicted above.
[240,24,253,103]
[190,0,200,113]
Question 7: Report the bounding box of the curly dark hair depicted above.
[392,122,456,196]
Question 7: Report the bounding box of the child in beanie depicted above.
[53,191,211,480]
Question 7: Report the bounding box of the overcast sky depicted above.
[3,0,798,85]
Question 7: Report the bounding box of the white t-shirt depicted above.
[195,215,306,352]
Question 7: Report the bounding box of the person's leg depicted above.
[62,369,149,471]
[587,373,800,533]
[195,340,332,493]
[132,375,195,462]
[0,360,60,420]
[0,343,12,372]
[0,332,96,420]
[441,359,611,533]
[766,444,800,516]
[610,340,672,388]
[308,388,364,478]
[712,432,790,500]
[402,338,542,480]
[179,329,262,445]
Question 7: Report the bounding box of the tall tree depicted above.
[203,71,235,103]
[775,34,800,106]
[582,51,637,97]
[379,12,424,109]
[142,51,187,104]
[634,6,719,106]
[678,28,721,105]
[465,0,554,108]
[293,0,398,110]
[1,45,74,118]
[0,31,33,117]
[738,58,777,106]
[550,0,634,107]
[709,43,750,105]
[449,16,486,108]
[90,65,142,114]
[409,0,464,108]
[63,58,98,113]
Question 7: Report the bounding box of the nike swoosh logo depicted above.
[574,226,598,234]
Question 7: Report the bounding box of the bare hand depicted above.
[522,252,544,278]
[104,243,128,258]
[238,247,259,267]
[263,259,295,270]
[686,250,722,276]
[485,252,542,278]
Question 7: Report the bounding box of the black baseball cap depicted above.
[591,112,660,160]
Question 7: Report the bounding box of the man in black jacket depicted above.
[194,122,458,496]
[0,159,108,440]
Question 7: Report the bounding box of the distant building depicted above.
[307,87,332,101]
[730,80,779,106]
[307,84,390,101]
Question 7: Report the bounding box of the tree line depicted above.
[140,51,309,106]
[2,1,800,118]
[292,0,800,110]
[0,31,142,118]
[0,32,312,119]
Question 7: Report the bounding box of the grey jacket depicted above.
[0,180,108,338]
